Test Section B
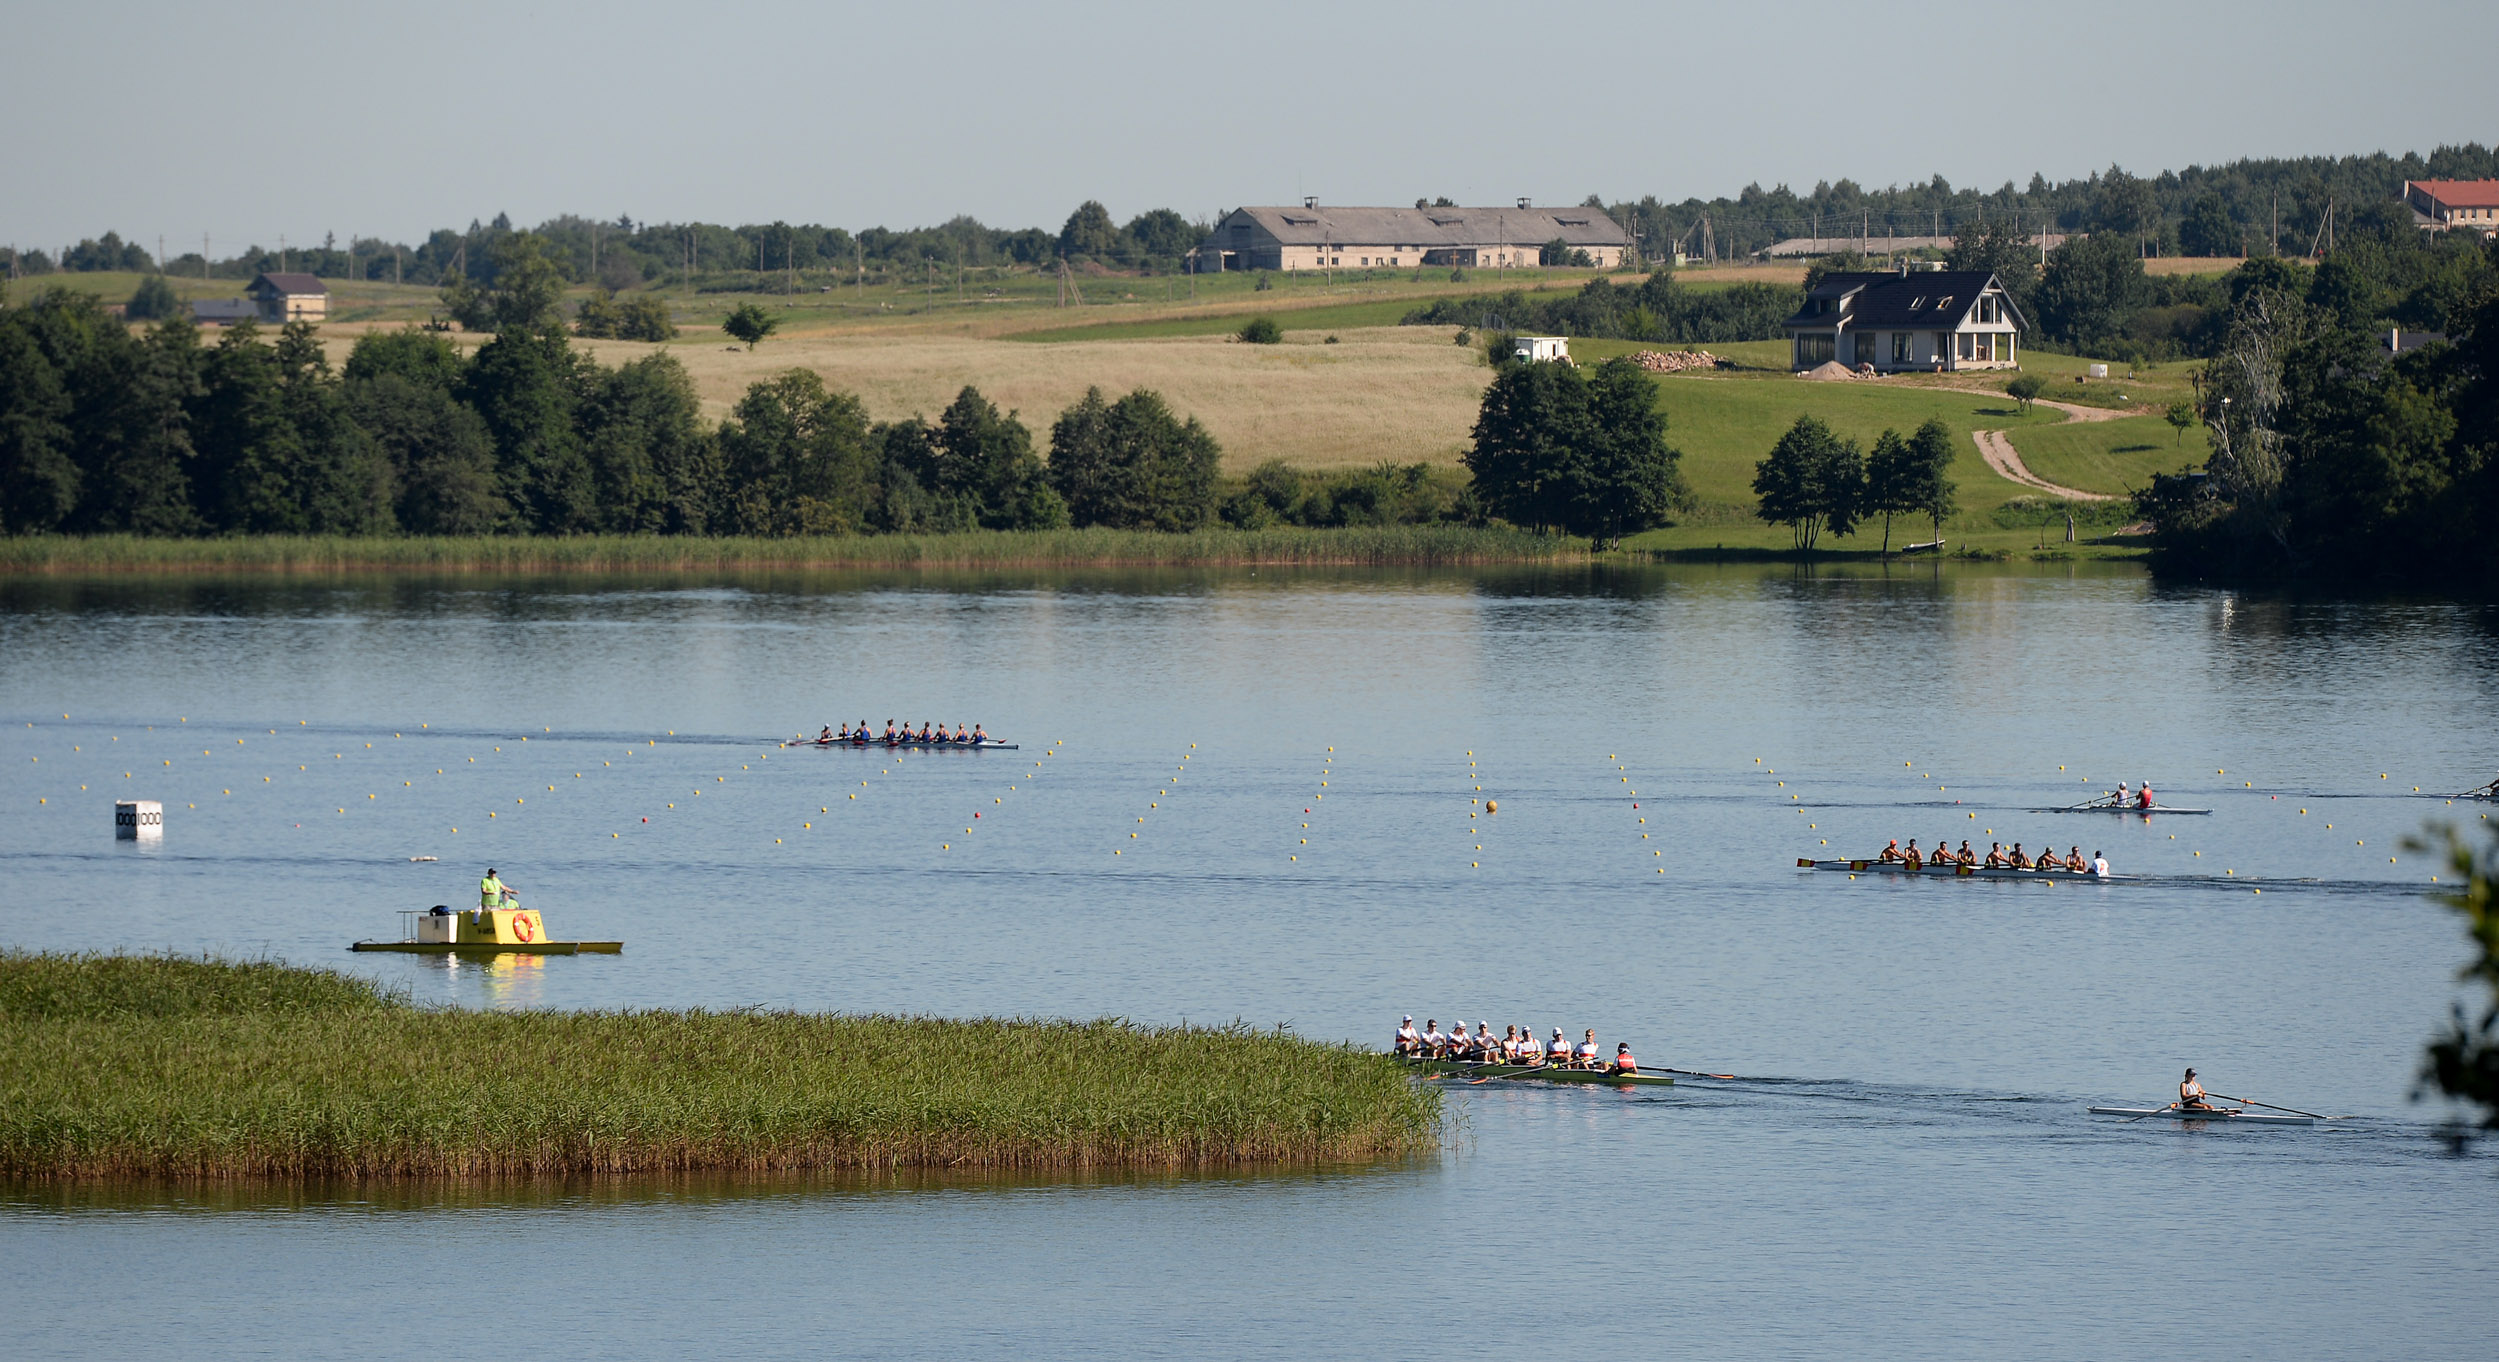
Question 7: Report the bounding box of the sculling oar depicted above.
[2206,1092,2337,1120]
[1659,1067,1738,1080]
[2121,1103,2182,1123]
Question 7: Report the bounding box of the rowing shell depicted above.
[2089,1106,2314,1126]
[1799,857,2116,883]
[2037,802,2213,815]
[784,739,1021,751]
[1394,1055,1674,1087]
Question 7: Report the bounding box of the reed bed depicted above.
[0,953,1440,1179]
[0,528,1576,575]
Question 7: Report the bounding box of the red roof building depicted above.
[2403,180,2499,235]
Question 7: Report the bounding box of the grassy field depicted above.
[2010,414,2197,496]
[0,951,1442,1178]
[0,527,1580,574]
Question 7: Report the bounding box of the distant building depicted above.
[1198,202,1631,273]
[190,299,258,326]
[1780,269,2026,372]
[2403,180,2499,235]
[1511,336,1571,364]
[246,272,328,323]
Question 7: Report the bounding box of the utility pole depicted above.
[2270,191,2278,256]
[203,233,210,280]
[279,233,287,273]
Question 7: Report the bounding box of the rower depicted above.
[1985,842,2007,868]
[2179,1067,2213,1111]
[2064,846,2087,872]
[2136,780,2154,810]
[1547,1028,1571,1066]
[2008,842,2031,869]
[1421,1019,1446,1057]
[2114,781,2130,809]
[971,723,989,746]
[882,719,899,742]
[1498,1025,1520,1062]
[1956,840,1976,866]
[1394,1016,1421,1056]
[819,725,834,743]
[1610,1043,1639,1077]
[1877,839,1904,864]
[953,723,969,744]
[2091,849,2110,878]
[1475,1022,1497,1059]
[1575,1029,1601,1070]
[1902,839,1924,870]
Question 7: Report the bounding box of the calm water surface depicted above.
[3,563,2493,1360]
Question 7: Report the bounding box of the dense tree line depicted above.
[2141,238,2499,586]
[1750,417,1956,553]
[1593,144,2499,265]
[1404,270,1801,345]
[1464,356,1688,545]
[0,288,1245,538]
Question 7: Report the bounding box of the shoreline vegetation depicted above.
[0,953,1442,1179]
[0,527,1581,573]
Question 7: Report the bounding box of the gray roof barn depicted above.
[1223,204,1628,250]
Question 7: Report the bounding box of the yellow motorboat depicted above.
[352,906,621,956]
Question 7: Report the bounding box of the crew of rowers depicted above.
[1392,1017,1640,1076]
[813,720,993,746]
[2101,780,2158,810]
[1878,838,2109,877]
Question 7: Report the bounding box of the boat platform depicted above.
[351,907,620,956]
[1394,1055,1674,1087]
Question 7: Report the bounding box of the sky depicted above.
[6,0,2496,254]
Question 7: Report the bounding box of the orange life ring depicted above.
[511,912,536,942]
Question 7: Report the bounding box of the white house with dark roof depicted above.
[246,272,328,323]
[1780,269,2025,372]
[1199,202,1630,273]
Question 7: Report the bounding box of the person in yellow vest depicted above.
[478,867,513,922]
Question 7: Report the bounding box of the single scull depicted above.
[2088,1106,2314,1126]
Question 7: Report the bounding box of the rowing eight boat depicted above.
[1394,1055,1674,1087]
[2088,1106,2315,1126]
[785,738,1022,751]
[1798,858,2116,883]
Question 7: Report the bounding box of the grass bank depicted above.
[0,527,1579,574]
[0,952,1442,1179]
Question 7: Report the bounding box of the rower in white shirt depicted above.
[2091,850,2110,878]
[1421,1019,1447,1056]
[1394,1016,1421,1056]
[1546,1029,1571,1065]
[1575,1029,1601,1069]
[2179,1067,2214,1111]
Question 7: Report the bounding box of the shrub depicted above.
[1237,316,1282,345]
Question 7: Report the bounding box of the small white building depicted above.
[1511,336,1571,364]
[1781,268,2025,372]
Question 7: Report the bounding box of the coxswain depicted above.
[1610,1043,1639,1077]
[2008,842,2031,869]
[1421,1019,1446,1057]
[1878,839,1904,863]
[1576,1029,1601,1070]
[1394,1016,1421,1056]
[2136,780,2154,810]
[1985,842,2008,868]
[2092,849,2110,878]
[1902,840,1924,870]
[2179,1067,2214,1111]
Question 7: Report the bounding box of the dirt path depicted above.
[2029,396,2130,424]
[1971,429,2120,502]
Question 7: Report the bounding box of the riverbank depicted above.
[0,953,1441,1179]
[0,528,1577,574]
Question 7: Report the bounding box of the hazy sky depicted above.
[7,0,2494,253]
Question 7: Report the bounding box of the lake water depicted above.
[3,564,2494,1360]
